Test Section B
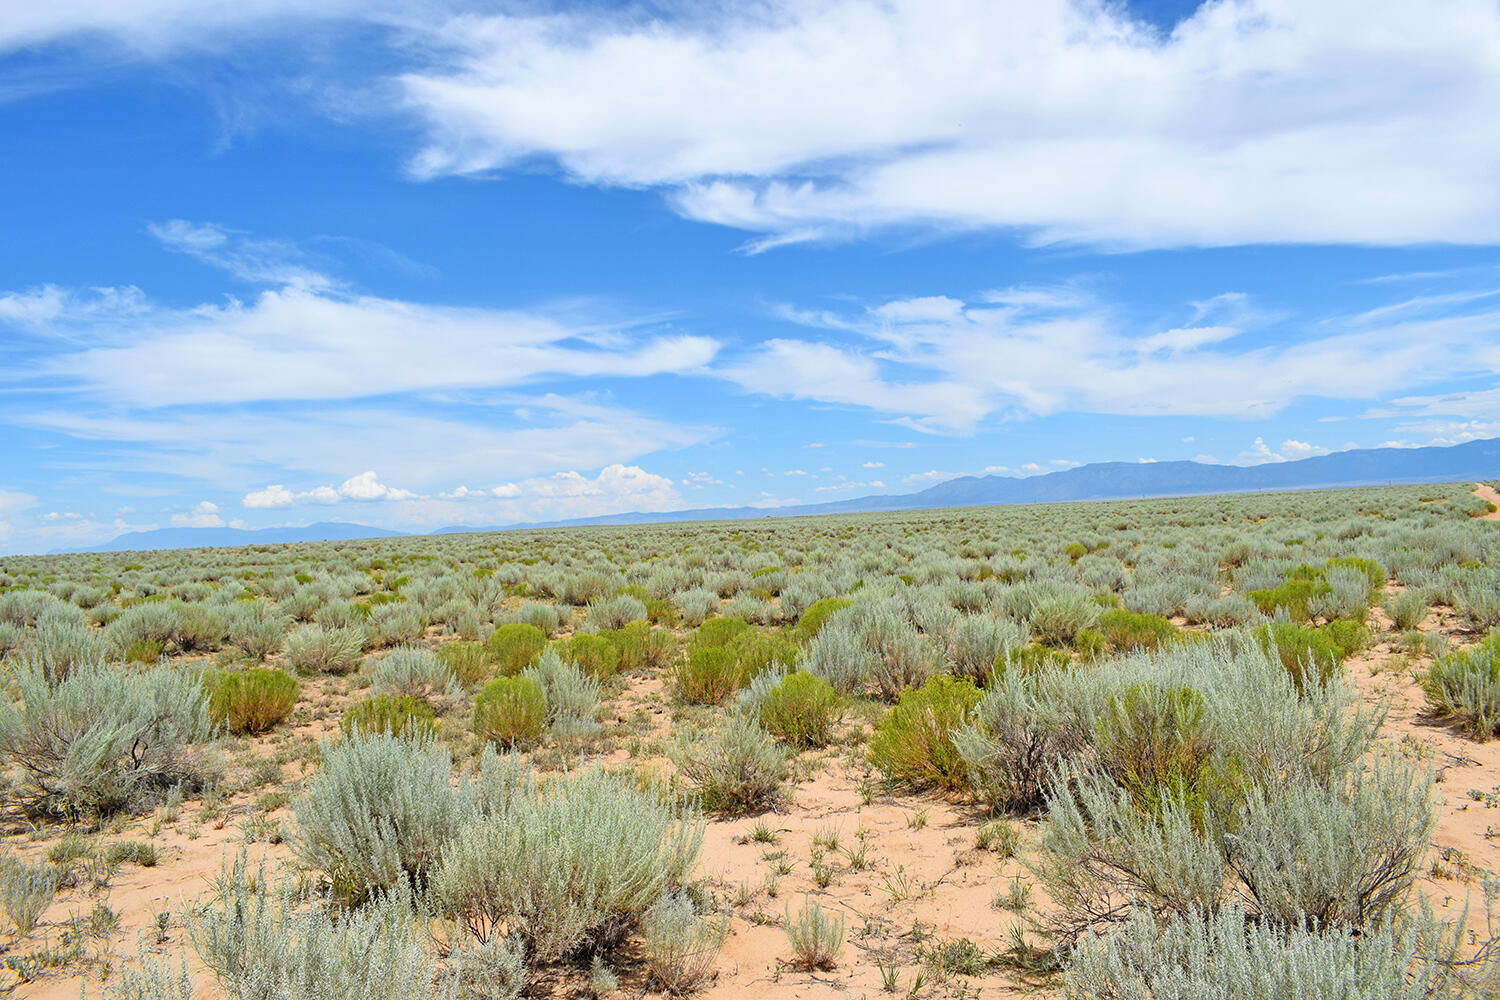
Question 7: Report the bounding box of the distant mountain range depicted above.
[72,437,1500,553]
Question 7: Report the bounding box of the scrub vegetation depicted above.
[2,481,1500,998]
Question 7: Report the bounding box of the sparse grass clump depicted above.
[642,891,728,993]
[784,897,844,971]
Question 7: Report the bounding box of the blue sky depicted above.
[2,0,1499,553]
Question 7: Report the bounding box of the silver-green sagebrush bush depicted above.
[284,623,365,674]
[784,897,844,971]
[0,854,60,936]
[669,712,790,814]
[186,852,432,1000]
[642,891,729,994]
[428,758,703,962]
[0,660,213,817]
[290,731,471,904]
[521,647,603,741]
[1422,629,1500,738]
[368,645,461,706]
[1064,904,1500,1000]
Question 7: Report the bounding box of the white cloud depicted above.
[861,460,884,468]
[337,470,416,502]
[243,484,296,508]
[396,1,1500,250]
[171,500,225,527]
[737,287,1500,432]
[490,464,683,521]
[1235,437,1334,465]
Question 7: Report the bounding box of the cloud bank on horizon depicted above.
[1,0,1499,552]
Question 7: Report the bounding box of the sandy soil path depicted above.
[1474,482,1500,520]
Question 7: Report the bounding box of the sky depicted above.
[1,0,1499,553]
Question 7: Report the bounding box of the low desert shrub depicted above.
[669,713,790,814]
[955,665,1090,814]
[757,671,843,748]
[950,615,1028,682]
[187,853,432,1000]
[784,897,844,971]
[521,648,602,740]
[800,619,878,694]
[690,616,752,651]
[1385,588,1432,631]
[553,633,620,678]
[438,934,527,1000]
[284,624,364,675]
[472,676,548,749]
[342,694,437,741]
[428,757,702,962]
[1098,607,1178,652]
[1063,906,1487,1000]
[0,855,60,936]
[227,600,291,661]
[368,645,461,706]
[674,647,746,704]
[291,731,470,904]
[868,674,980,791]
[0,661,212,817]
[486,624,547,675]
[725,628,799,678]
[1422,629,1500,738]
[586,593,648,630]
[642,891,728,994]
[207,667,300,734]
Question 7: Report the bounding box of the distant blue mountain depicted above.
[74,521,406,553]
[76,437,1500,552]
[438,437,1500,532]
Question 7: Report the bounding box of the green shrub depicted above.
[126,637,165,663]
[1098,608,1178,652]
[674,647,746,704]
[553,633,620,678]
[1323,617,1371,659]
[726,628,799,678]
[758,671,843,748]
[435,640,490,686]
[291,731,469,903]
[1000,642,1073,676]
[691,616,752,651]
[486,623,547,675]
[1249,577,1329,622]
[340,694,437,741]
[284,624,364,675]
[669,714,790,814]
[1094,682,1219,820]
[1028,593,1100,647]
[1256,621,1340,691]
[473,676,548,749]
[207,668,299,734]
[868,675,980,790]
[1423,629,1500,738]
[793,597,850,641]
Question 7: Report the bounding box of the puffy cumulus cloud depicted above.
[170,500,226,527]
[399,0,1500,250]
[243,472,417,508]
[490,464,684,521]
[1235,437,1335,465]
[727,284,1500,433]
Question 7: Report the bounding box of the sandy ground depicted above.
[9,539,1500,997]
[1474,482,1500,521]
